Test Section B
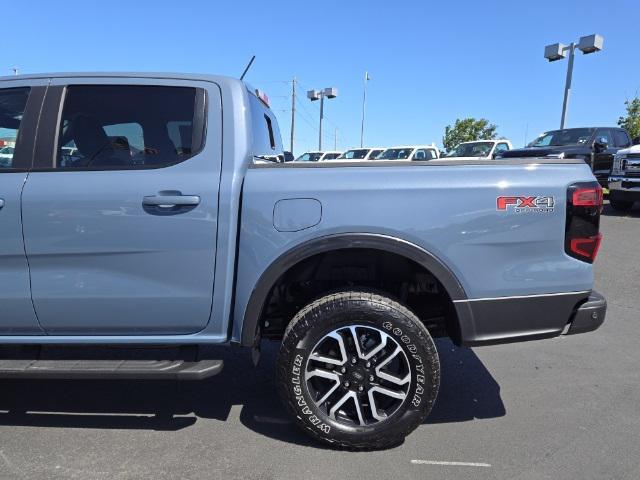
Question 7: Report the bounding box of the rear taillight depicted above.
[565,182,603,263]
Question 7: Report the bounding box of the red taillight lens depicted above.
[570,233,602,262]
[572,185,603,211]
[565,182,602,264]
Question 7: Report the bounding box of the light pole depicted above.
[360,71,370,147]
[544,34,603,129]
[307,87,338,150]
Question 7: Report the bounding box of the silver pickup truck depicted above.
[0,73,606,449]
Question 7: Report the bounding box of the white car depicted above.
[375,145,440,161]
[326,147,385,162]
[0,146,14,166]
[443,140,512,160]
[294,151,342,162]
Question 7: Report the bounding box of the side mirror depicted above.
[633,136,640,146]
[593,137,609,151]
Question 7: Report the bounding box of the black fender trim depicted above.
[239,233,468,346]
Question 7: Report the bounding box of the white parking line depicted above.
[411,460,491,467]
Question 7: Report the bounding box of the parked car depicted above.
[0,145,14,166]
[282,151,295,162]
[608,138,640,211]
[295,151,342,162]
[0,72,606,450]
[375,144,440,161]
[329,147,385,161]
[444,139,512,160]
[501,127,632,187]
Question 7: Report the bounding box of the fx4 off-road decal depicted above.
[497,196,555,213]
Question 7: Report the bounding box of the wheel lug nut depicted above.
[369,375,374,381]
[366,361,371,368]
[351,357,357,364]
[344,381,350,387]
[341,367,346,373]
[358,386,364,392]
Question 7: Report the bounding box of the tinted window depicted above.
[368,149,383,159]
[494,143,509,156]
[250,94,282,160]
[56,85,203,169]
[0,87,30,169]
[613,130,630,148]
[322,153,340,160]
[595,129,613,146]
[528,128,595,147]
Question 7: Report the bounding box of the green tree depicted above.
[442,118,498,152]
[618,96,640,140]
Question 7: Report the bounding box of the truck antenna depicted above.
[240,55,256,81]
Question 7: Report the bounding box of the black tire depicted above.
[609,197,634,212]
[276,291,440,450]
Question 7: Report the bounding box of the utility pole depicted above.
[360,71,369,147]
[290,77,296,154]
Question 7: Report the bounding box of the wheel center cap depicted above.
[349,367,366,384]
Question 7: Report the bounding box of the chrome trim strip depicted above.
[452,290,590,303]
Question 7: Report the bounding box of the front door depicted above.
[0,84,45,334]
[21,80,221,335]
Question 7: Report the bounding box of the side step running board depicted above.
[0,358,224,380]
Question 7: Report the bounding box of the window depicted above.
[613,130,630,148]
[250,93,282,160]
[56,85,204,169]
[0,87,30,169]
[595,129,612,146]
[494,143,509,157]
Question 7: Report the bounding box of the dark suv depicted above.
[501,127,632,187]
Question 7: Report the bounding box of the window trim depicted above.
[0,86,45,172]
[32,84,207,172]
[264,114,276,150]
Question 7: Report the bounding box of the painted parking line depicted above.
[411,460,491,467]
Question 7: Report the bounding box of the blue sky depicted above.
[3,0,639,154]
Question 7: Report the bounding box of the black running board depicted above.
[0,358,223,380]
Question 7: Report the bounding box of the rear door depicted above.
[0,81,46,334]
[22,78,222,335]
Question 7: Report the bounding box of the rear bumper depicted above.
[608,177,640,202]
[454,290,606,346]
[565,291,606,335]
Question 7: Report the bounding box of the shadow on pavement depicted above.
[601,202,640,218]
[0,338,505,446]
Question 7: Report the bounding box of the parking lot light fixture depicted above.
[307,87,338,150]
[544,34,604,129]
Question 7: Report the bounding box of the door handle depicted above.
[0,198,4,209]
[143,194,200,207]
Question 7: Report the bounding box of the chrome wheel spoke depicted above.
[306,324,411,427]
[367,386,407,421]
[375,345,411,385]
[309,331,347,366]
[305,369,341,406]
[329,391,365,426]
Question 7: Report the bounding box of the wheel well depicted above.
[257,248,461,343]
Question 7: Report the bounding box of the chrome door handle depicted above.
[0,198,4,209]
[142,194,200,207]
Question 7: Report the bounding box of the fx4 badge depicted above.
[497,196,555,213]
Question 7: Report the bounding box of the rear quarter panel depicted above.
[232,161,596,341]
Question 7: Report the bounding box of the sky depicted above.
[3,0,639,155]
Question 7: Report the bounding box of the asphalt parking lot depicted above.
[0,202,638,480]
